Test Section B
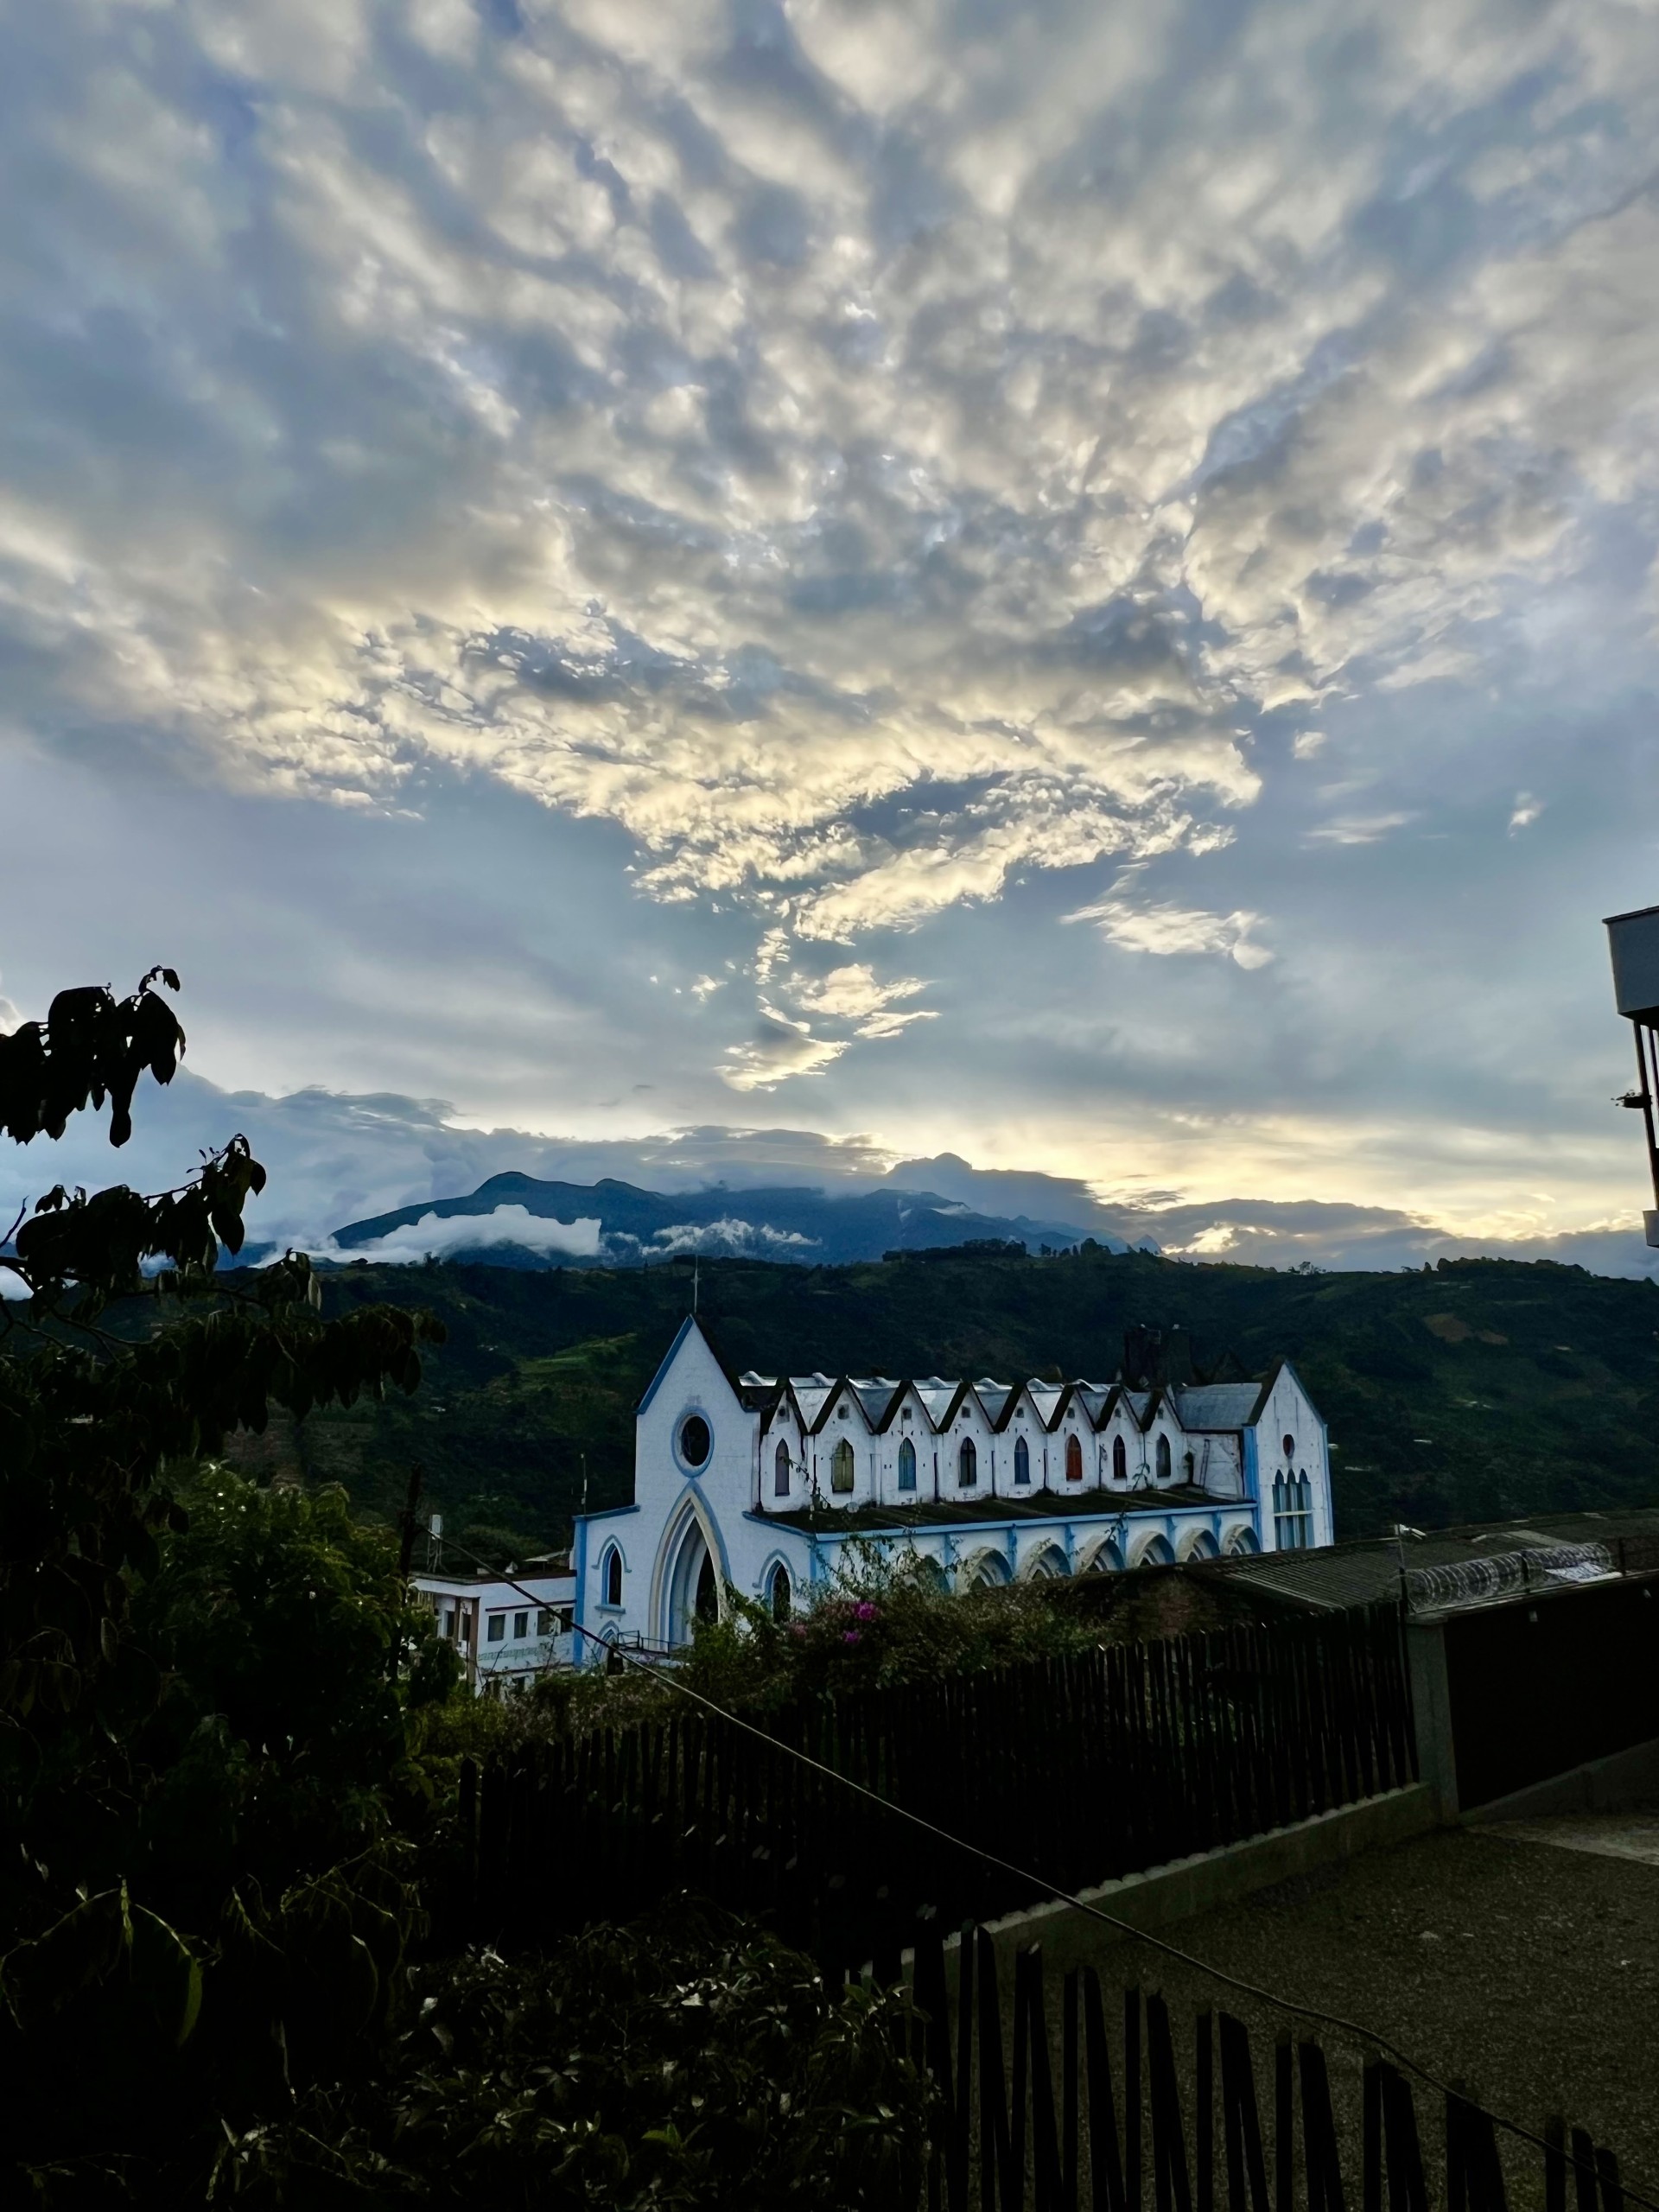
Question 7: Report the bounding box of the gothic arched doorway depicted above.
[665,1514,721,1646]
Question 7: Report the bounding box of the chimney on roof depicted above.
[1121,1325,1198,1390]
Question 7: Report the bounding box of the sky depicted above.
[3,0,1659,1273]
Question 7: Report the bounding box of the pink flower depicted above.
[854,1602,878,1621]
[842,1630,862,1644]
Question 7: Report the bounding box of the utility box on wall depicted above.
[1605,903,1659,1242]
[1605,903,1659,1025]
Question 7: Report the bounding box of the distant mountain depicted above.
[327,1171,1124,1268]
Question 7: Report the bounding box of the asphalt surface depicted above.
[1039,1822,1659,2209]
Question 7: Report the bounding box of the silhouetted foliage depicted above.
[214,1902,931,2209]
[0,971,937,2206]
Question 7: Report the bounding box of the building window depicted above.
[1065,1433,1083,1484]
[601,1545,623,1607]
[440,1605,455,1640]
[831,1438,855,1493]
[769,1563,791,1620]
[1113,1435,1128,1483]
[1014,1435,1030,1486]
[486,1613,506,1643]
[957,1437,977,1487]
[537,1609,554,1637]
[898,1437,918,1491]
[680,1414,711,1468]
[1183,1452,1196,1484]
[513,1611,528,1640]
[1273,1473,1314,1550]
[1155,1435,1172,1482]
[1283,1433,1296,1460]
[774,1440,791,1497]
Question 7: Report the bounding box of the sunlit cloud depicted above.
[1304,812,1416,848]
[4,0,1659,1242]
[1067,896,1274,969]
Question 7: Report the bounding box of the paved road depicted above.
[1059,1823,1659,2205]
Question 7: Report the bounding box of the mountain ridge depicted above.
[327,1170,1128,1267]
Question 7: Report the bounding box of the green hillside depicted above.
[241,1245,1659,1557]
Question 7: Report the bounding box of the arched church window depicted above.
[1065,1433,1083,1484]
[1155,1435,1172,1481]
[768,1562,791,1620]
[898,1437,918,1491]
[1283,1434,1296,1460]
[957,1436,977,1488]
[1014,1435,1030,1485]
[831,1438,855,1493]
[1183,1451,1196,1484]
[679,1414,711,1468]
[1272,1472,1296,1550]
[601,1545,622,1608]
[774,1440,791,1497]
[1113,1435,1128,1483]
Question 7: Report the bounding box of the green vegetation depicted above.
[262,1246,1659,1553]
[217,1902,928,2209]
[0,971,936,2205]
[419,1546,1253,1756]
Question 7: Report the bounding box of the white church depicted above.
[572,1317,1334,1662]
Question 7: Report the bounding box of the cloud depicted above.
[5,0,1659,1230]
[1122,1191,1659,1280]
[11,0,1656,1008]
[721,1008,851,1091]
[632,1217,819,1256]
[1067,896,1273,969]
[1509,791,1543,832]
[313,1203,601,1265]
[784,960,936,1037]
[1303,813,1416,847]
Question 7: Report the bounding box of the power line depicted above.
[421,1535,1649,2209]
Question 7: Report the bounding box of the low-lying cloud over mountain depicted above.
[4,1070,1652,1281]
[325,1169,1106,1268]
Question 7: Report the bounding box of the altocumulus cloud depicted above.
[8,2,1659,1013]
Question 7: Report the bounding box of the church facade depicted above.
[572,1319,1334,1662]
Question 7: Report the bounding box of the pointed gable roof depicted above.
[636,1314,748,1416]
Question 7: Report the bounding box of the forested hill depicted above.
[245,1245,1659,1556]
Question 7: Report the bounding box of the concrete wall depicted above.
[925,1784,1440,1983]
[1409,1572,1659,1814]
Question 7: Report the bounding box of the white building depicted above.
[413,1561,576,1694]
[572,1318,1334,1663]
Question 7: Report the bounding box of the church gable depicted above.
[632,1317,757,1518]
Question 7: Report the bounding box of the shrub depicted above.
[211,1902,934,2209]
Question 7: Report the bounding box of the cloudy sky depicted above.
[3,0,1659,1269]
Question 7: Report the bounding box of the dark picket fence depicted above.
[446,1602,1416,1974]
[909,1925,1628,2212]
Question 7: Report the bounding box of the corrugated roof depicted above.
[1198,1508,1659,1612]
